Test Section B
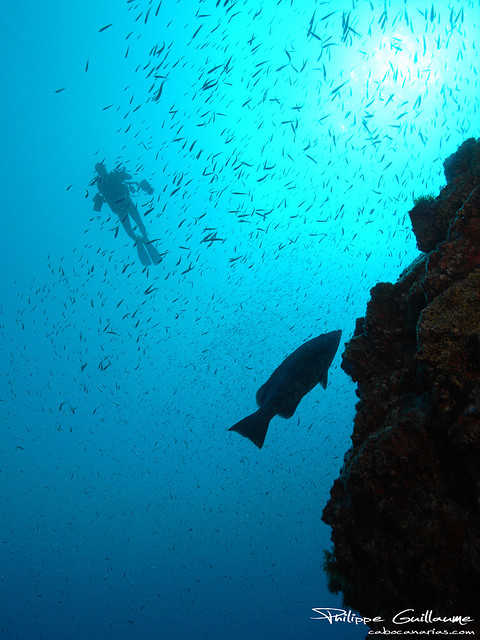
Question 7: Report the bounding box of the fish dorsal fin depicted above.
[319,369,328,389]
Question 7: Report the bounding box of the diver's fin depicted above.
[145,242,163,265]
[136,241,151,266]
[228,407,273,449]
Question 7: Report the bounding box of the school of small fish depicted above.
[1,0,479,629]
[6,0,479,448]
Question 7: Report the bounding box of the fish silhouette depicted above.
[229,330,342,448]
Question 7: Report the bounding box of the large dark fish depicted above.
[229,330,342,448]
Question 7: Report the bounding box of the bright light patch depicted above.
[349,30,440,92]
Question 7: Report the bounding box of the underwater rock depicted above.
[410,137,480,252]
[322,138,480,632]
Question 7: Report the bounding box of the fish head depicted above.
[324,329,342,360]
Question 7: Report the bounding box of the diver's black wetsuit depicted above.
[93,162,160,266]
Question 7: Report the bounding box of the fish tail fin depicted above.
[228,408,272,449]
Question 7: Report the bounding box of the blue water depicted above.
[1,1,478,638]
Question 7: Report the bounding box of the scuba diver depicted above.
[92,162,162,266]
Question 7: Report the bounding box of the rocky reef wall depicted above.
[322,138,480,633]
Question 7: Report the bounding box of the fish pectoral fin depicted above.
[228,408,272,449]
[319,369,328,389]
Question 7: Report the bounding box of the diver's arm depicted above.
[139,179,154,194]
[126,181,140,193]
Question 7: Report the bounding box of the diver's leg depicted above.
[128,204,148,239]
[119,211,151,265]
[119,211,138,240]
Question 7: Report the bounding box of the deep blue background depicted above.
[1,1,478,638]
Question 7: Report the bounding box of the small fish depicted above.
[330,81,348,96]
[144,285,157,295]
[98,24,112,32]
[321,10,336,21]
[229,330,342,448]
